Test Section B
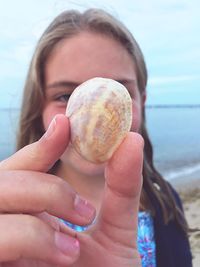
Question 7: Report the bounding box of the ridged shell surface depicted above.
[66,77,132,163]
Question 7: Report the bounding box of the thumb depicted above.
[0,114,69,172]
[98,132,144,247]
[105,132,143,199]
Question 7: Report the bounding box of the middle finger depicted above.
[0,170,96,226]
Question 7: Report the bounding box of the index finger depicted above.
[0,114,69,172]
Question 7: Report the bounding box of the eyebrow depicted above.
[46,78,136,90]
[46,81,80,90]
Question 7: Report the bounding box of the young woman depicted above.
[0,8,192,267]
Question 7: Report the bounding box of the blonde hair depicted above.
[17,8,188,233]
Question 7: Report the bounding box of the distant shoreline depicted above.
[170,172,200,192]
[146,104,200,109]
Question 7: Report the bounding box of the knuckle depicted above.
[23,214,44,234]
[28,144,47,168]
[48,177,75,202]
[0,159,9,170]
[24,142,52,172]
[48,178,64,195]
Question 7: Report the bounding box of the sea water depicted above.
[146,106,200,180]
[0,106,200,181]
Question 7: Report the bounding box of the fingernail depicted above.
[44,116,57,139]
[55,231,79,256]
[74,196,96,220]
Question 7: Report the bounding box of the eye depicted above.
[55,93,71,103]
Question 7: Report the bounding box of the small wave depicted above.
[165,163,200,180]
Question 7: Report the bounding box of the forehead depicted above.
[45,32,136,85]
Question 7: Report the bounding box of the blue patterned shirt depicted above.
[61,211,156,267]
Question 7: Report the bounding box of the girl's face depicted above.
[42,32,146,177]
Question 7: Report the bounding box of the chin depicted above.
[60,144,106,177]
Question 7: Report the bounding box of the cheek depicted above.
[131,102,142,132]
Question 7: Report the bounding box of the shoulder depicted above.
[166,181,184,210]
[154,181,193,267]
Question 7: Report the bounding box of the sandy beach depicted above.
[171,176,200,267]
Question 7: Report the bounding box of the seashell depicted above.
[66,77,132,163]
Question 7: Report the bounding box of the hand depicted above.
[71,131,143,267]
[0,114,143,267]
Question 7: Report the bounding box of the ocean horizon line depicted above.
[146,104,200,109]
[1,104,200,111]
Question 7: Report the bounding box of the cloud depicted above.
[121,0,200,50]
[0,41,34,80]
[148,75,200,86]
[0,0,200,107]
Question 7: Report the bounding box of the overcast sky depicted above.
[0,0,200,108]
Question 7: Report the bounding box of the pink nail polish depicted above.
[55,231,79,256]
[74,196,96,220]
[44,116,57,139]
